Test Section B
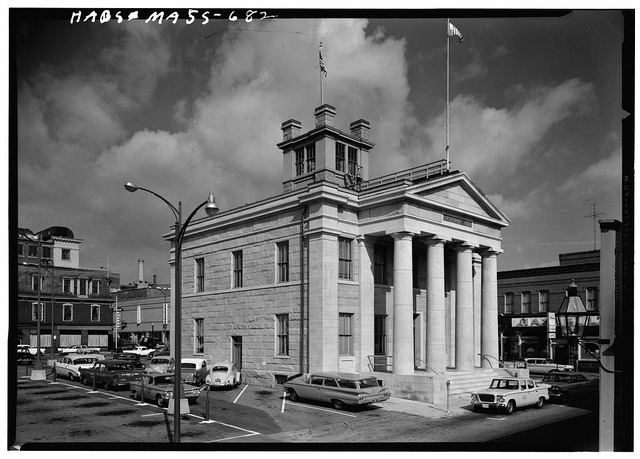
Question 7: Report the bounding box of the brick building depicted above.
[497,250,601,366]
[17,227,119,352]
[165,104,510,403]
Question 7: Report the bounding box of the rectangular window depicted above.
[348,146,358,175]
[504,293,514,314]
[306,144,316,173]
[137,305,141,325]
[62,249,71,260]
[374,315,387,355]
[338,238,353,280]
[28,245,38,257]
[195,318,205,353]
[335,142,345,172]
[90,280,100,295]
[233,251,243,288]
[31,303,44,322]
[538,290,549,313]
[63,278,73,294]
[91,305,100,322]
[586,287,598,311]
[295,148,304,176]
[79,279,88,296]
[31,275,43,291]
[42,246,52,259]
[18,244,24,256]
[373,244,387,284]
[338,313,353,355]
[521,291,531,314]
[276,314,289,356]
[63,304,73,322]
[277,241,289,283]
[195,258,205,293]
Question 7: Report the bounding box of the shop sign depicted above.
[511,316,547,327]
[547,312,556,332]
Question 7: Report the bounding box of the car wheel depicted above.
[331,399,345,410]
[68,373,75,381]
[535,397,544,409]
[104,382,112,391]
[505,400,516,415]
[156,395,165,407]
[559,392,569,404]
[132,391,141,401]
[82,377,90,386]
[237,374,242,386]
[288,389,300,402]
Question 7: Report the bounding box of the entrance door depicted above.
[232,336,242,370]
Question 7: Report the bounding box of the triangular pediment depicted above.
[409,172,510,225]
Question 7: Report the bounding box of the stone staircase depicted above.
[444,368,499,400]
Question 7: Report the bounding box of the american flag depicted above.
[319,42,327,77]
[448,22,464,43]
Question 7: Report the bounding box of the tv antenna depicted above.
[584,202,605,250]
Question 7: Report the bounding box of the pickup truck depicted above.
[79,360,144,390]
[130,373,201,407]
[59,345,101,356]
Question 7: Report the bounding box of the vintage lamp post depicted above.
[124,182,218,443]
[555,280,590,369]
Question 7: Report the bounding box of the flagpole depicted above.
[446,19,450,171]
[320,64,323,105]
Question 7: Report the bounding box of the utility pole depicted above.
[584,203,605,251]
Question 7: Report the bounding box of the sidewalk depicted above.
[379,396,471,418]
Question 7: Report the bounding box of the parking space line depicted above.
[281,391,287,413]
[285,401,357,418]
[141,413,164,417]
[487,417,506,421]
[233,384,248,404]
[214,432,261,442]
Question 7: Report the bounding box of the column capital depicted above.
[421,235,448,247]
[391,232,414,241]
[479,248,502,258]
[451,242,476,252]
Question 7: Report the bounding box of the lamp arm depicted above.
[135,186,180,222]
[576,339,621,374]
[176,200,208,246]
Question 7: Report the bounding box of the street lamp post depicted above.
[30,235,46,380]
[124,182,218,443]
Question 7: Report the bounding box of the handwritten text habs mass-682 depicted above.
[70,10,276,25]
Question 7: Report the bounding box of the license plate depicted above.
[482,404,489,408]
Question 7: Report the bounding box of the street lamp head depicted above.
[205,192,219,217]
[124,182,138,192]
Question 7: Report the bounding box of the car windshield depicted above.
[181,363,197,369]
[211,366,229,372]
[74,358,96,364]
[358,378,380,389]
[107,364,134,371]
[155,375,174,385]
[489,379,520,390]
[151,358,171,364]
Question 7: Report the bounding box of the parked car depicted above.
[114,342,137,353]
[79,360,144,390]
[147,356,175,374]
[17,349,36,364]
[540,372,599,404]
[130,373,201,407]
[205,362,242,388]
[148,347,170,359]
[17,344,45,356]
[524,358,574,375]
[179,358,208,385]
[58,345,100,356]
[76,348,104,357]
[471,377,550,414]
[54,354,100,381]
[283,372,391,410]
[110,353,146,370]
[123,346,155,359]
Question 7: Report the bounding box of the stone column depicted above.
[307,231,339,372]
[481,251,499,368]
[455,245,474,370]
[425,238,447,374]
[357,236,375,372]
[392,232,414,375]
[473,254,482,367]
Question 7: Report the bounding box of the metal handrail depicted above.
[414,357,439,375]
[359,159,448,190]
[479,353,518,377]
[367,355,392,372]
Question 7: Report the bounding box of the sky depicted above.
[13,8,628,287]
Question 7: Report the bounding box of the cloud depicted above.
[557,148,622,204]
[423,78,596,191]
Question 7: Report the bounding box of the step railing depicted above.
[478,353,520,377]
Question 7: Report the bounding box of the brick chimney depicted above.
[314,104,337,128]
[281,119,302,142]
[350,119,371,141]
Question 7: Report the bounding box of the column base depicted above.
[30,369,47,381]
[168,399,190,415]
